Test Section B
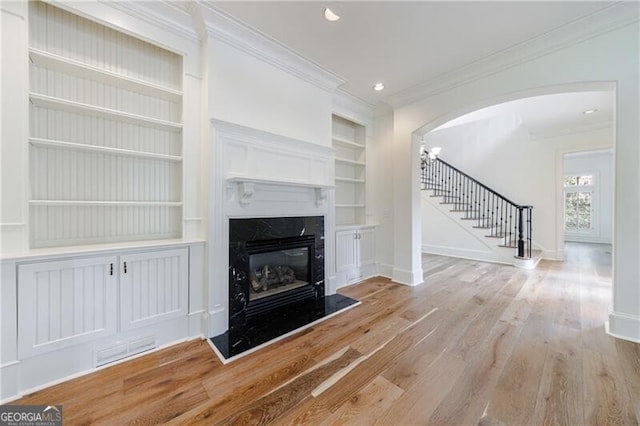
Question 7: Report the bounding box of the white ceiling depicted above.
[433,91,614,139]
[211,1,614,105]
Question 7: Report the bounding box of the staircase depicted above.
[421,157,540,269]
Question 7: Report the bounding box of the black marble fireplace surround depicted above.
[229,216,325,323]
[210,216,359,360]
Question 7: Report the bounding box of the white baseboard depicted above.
[0,334,193,403]
[208,305,227,337]
[0,361,20,403]
[377,263,393,279]
[392,266,423,286]
[607,312,640,343]
[422,244,511,266]
[188,310,206,339]
[325,275,338,295]
[565,235,612,244]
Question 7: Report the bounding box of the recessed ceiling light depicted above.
[583,109,598,114]
[324,8,340,22]
[372,82,385,91]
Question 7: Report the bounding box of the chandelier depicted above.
[420,146,442,169]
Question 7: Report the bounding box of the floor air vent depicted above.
[95,335,156,367]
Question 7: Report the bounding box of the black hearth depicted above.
[209,216,359,361]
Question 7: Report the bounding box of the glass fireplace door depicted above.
[248,246,310,301]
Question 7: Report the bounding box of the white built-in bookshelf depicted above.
[332,115,366,226]
[28,1,183,248]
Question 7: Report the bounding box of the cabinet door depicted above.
[335,230,358,272]
[18,256,118,358]
[357,228,376,267]
[120,248,188,331]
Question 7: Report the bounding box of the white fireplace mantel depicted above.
[226,175,333,206]
[208,119,337,337]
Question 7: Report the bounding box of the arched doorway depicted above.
[414,85,615,266]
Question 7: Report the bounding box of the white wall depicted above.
[391,18,640,342]
[205,38,333,147]
[422,116,613,259]
[371,111,395,277]
[421,193,497,261]
[564,150,613,244]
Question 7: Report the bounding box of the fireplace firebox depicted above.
[244,235,316,315]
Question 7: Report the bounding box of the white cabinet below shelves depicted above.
[18,256,118,358]
[17,247,189,359]
[335,227,376,285]
[120,248,188,331]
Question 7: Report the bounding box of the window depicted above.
[564,174,594,231]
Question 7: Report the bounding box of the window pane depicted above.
[576,175,593,186]
[564,175,594,187]
[565,191,592,230]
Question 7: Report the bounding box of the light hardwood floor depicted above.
[13,243,640,425]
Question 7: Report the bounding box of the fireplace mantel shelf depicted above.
[226,175,334,189]
[226,175,333,206]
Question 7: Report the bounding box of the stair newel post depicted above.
[517,206,525,258]
[456,172,460,210]
[420,152,427,190]
[508,205,513,247]
[527,207,533,258]
[435,160,439,194]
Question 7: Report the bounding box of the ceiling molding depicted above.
[198,2,346,93]
[104,0,200,43]
[385,2,639,109]
[333,89,376,125]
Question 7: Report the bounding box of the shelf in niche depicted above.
[332,136,365,149]
[29,93,183,131]
[336,177,365,183]
[335,157,365,166]
[336,204,365,208]
[29,48,182,102]
[29,137,182,161]
[30,200,183,207]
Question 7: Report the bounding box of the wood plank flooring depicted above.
[13,243,639,425]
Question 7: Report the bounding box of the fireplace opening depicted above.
[248,243,310,302]
[244,235,316,312]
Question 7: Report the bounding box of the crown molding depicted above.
[385,2,640,109]
[104,0,199,43]
[198,2,346,93]
[333,89,376,125]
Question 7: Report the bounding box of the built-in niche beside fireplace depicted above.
[210,215,358,361]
